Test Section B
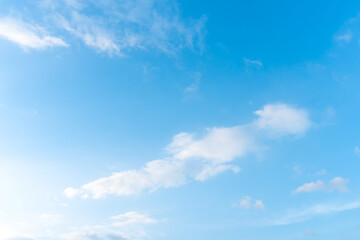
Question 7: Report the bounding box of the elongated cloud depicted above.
[65,103,311,199]
[0,17,68,49]
[111,211,157,227]
[267,201,360,226]
[293,177,349,194]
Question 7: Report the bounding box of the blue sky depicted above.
[0,0,360,239]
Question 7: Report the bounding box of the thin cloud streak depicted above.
[265,201,360,226]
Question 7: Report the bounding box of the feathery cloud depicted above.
[43,0,206,55]
[267,201,360,226]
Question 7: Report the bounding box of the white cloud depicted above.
[354,146,360,156]
[293,165,302,175]
[62,232,126,240]
[184,72,202,93]
[44,0,206,55]
[62,211,158,240]
[170,126,254,163]
[315,169,327,176]
[293,177,349,194]
[0,17,68,49]
[305,229,315,236]
[335,32,352,43]
[244,58,263,67]
[79,159,188,198]
[111,211,157,227]
[39,214,63,225]
[53,12,121,55]
[65,103,311,199]
[254,200,265,210]
[267,201,360,226]
[233,196,265,210]
[64,187,83,198]
[255,103,311,137]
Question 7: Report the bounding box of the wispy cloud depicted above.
[62,232,126,240]
[335,31,352,43]
[244,58,263,67]
[315,169,327,176]
[2,211,158,240]
[184,72,202,93]
[233,196,265,210]
[111,211,157,227]
[39,214,64,225]
[65,103,311,199]
[293,177,349,194]
[354,146,360,156]
[305,229,315,237]
[52,12,121,55]
[62,211,158,240]
[0,17,68,49]
[266,201,360,226]
[41,0,206,55]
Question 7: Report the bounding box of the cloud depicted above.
[267,201,360,226]
[42,0,206,55]
[233,196,265,210]
[0,17,68,49]
[62,232,126,240]
[305,229,315,237]
[315,169,327,176]
[111,212,157,227]
[184,72,202,93]
[355,146,360,156]
[64,187,83,198]
[293,177,349,194]
[53,12,121,55]
[8,238,35,240]
[62,211,157,240]
[244,58,263,67]
[39,214,63,225]
[65,103,311,199]
[335,32,352,43]
[293,165,302,175]
[254,103,311,137]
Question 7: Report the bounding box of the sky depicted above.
[0,0,360,239]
